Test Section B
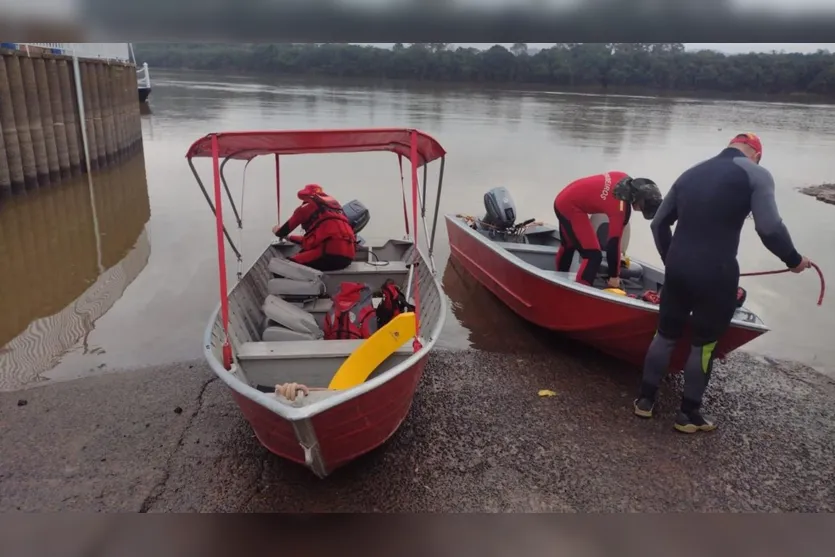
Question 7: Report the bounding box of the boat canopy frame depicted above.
[185,128,448,370]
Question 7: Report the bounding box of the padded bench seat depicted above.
[294,297,384,328]
[321,260,410,293]
[236,339,415,389]
[238,339,412,360]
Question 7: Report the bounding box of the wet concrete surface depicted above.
[2,346,833,512]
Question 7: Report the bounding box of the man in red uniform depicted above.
[272,184,357,271]
[554,172,662,287]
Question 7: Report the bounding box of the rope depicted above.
[740,262,825,306]
[274,382,329,402]
[455,213,542,235]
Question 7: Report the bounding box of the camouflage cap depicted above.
[631,178,661,203]
[631,178,662,219]
[613,176,660,204]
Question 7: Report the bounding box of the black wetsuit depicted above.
[639,147,802,413]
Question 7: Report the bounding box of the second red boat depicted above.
[445,187,768,371]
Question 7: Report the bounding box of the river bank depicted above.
[800,183,835,205]
[2,348,833,512]
[148,67,835,106]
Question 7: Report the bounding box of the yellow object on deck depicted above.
[603,288,627,296]
[327,312,417,390]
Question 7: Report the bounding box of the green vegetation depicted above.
[133,43,835,98]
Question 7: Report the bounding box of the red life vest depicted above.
[323,282,378,340]
[375,279,415,329]
[627,290,661,304]
[301,193,356,255]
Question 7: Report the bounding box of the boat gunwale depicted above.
[202,242,447,422]
[445,213,770,334]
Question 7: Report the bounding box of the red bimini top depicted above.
[184,128,447,166]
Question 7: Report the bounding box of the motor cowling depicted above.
[482,186,517,229]
[342,200,370,234]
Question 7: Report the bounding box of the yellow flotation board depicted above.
[327,312,417,390]
[603,288,627,296]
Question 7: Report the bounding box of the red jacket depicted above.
[554,171,631,241]
[277,193,356,258]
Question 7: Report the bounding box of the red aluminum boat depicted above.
[186,128,448,477]
[445,187,768,371]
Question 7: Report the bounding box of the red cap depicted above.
[730,132,762,157]
[297,183,323,200]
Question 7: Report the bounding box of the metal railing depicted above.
[136,62,151,88]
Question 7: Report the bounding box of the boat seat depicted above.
[236,339,415,390]
[267,277,326,299]
[293,296,384,328]
[261,294,324,341]
[238,339,413,361]
[322,260,410,293]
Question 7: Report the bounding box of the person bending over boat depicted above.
[553,172,662,287]
[634,132,811,433]
[272,184,357,271]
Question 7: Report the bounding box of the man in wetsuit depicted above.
[634,133,812,433]
[554,172,663,287]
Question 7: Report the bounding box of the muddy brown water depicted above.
[1,69,834,390]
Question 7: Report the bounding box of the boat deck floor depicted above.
[227,239,422,397]
[453,216,763,326]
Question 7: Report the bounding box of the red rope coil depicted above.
[740,261,825,306]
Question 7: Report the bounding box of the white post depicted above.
[72,52,104,274]
[71,53,92,174]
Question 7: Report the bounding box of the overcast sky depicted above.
[369,43,835,54]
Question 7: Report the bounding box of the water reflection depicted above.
[441,256,554,354]
[0,152,151,391]
[4,69,833,388]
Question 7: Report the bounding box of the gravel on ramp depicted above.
[0,347,833,512]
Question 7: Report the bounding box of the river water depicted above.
[1,70,834,390]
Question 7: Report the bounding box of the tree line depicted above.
[133,43,835,99]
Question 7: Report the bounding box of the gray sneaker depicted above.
[674,409,717,433]
[633,398,655,418]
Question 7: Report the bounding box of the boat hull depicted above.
[446,216,766,371]
[228,354,427,476]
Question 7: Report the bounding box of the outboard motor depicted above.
[482,186,517,229]
[342,199,370,246]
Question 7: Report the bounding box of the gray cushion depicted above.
[267,277,326,298]
[261,294,323,340]
[269,256,323,281]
